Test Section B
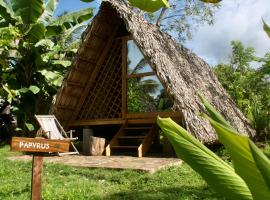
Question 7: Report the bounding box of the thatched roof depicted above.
[51,0,254,143]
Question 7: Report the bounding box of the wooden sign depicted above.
[11,137,70,153]
[11,137,71,200]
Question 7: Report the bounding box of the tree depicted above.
[0,0,94,138]
[214,41,270,138]
[129,0,220,42]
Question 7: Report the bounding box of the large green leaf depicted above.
[128,0,169,13]
[205,115,270,200]
[35,39,55,49]
[25,122,35,131]
[0,0,17,25]
[157,117,252,200]
[28,85,40,94]
[39,69,63,87]
[199,0,222,3]
[198,94,233,130]
[46,7,93,37]
[52,60,71,68]
[59,23,86,46]
[263,19,270,39]
[80,0,94,2]
[250,142,270,190]
[11,0,44,24]
[38,0,59,24]
[25,23,46,43]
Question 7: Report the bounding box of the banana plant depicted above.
[157,95,270,200]
[0,0,94,135]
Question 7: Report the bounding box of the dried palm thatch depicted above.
[50,0,254,143]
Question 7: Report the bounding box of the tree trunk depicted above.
[89,136,105,156]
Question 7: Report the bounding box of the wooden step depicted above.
[118,136,145,139]
[111,145,138,149]
[124,127,151,130]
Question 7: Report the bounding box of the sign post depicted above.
[11,137,70,200]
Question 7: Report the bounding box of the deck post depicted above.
[83,127,93,155]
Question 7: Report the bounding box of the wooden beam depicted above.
[78,57,97,65]
[126,72,155,79]
[122,38,127,119]
[69,119,125,126]
[56,105,75,111]
[126,111,181,119]
[66,81,84,88]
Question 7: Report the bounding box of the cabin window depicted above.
[127,40,152,75]
[125,39,173,113]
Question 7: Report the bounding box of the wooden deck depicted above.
[8,155,182,173]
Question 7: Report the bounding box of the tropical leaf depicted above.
[39,0,59,24]
[250,142,270,190]
[52,60,71,68]
[25,23,46,43]
[198,94,233,130]
[80,0,94,2]
[35,39,55,49]
[60,23,86,47]
[128,0,169,13]
[205,115,270,199]
[263,19,270,39]
[39,69,63,87]
[25,122,35,131]
[46,7,93,37]
[0,0,17,25]
[199,0,222,3]
[157,117,252,200]
[28,85,40,94]
[11,0,44,24]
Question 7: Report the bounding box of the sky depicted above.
[185,0,270,66]
[56,0,270,66]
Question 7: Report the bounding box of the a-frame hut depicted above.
[51,0,254,157]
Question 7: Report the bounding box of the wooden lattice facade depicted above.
[77,39,123,120]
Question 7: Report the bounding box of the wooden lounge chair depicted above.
[35,115,79,156]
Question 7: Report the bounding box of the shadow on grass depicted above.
[0,185,30,199]
[106,186,224,200]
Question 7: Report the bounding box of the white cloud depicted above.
[185,0,270,66]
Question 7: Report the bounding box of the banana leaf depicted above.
[128,0,169,13]
[157,117,252,200]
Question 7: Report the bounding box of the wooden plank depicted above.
[122,38,127,119]
[57,105,74,111]
[105,144,111,156]
[126,72,155,79]
[69,119,125,126]
[126,111,181,119]
[115,35,132,40]
[111,145,138,148]
[118,136,145,139]
[66,81,84,88]
[141,124,158,157]
[11,137,70,153]
[31,154,43,200]
[78,57,97,65]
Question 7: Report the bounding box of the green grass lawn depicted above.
[0,145,223,200]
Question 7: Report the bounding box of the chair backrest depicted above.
[35,115,65,140]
